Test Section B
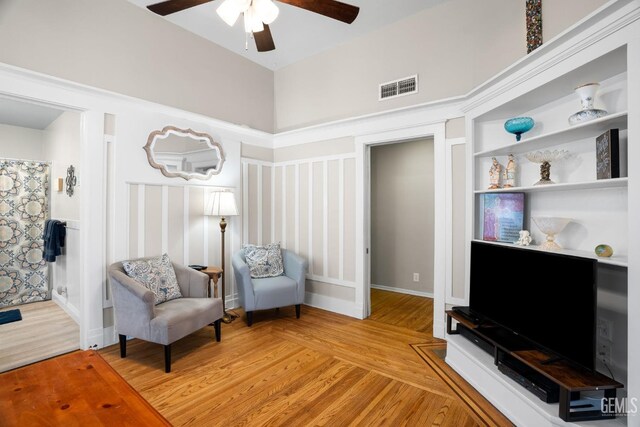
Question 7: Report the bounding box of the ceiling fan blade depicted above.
[254,24,276,52]
[147,0,215,16]
[277,0,359,24]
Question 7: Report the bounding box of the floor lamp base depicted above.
[222,311,237,324]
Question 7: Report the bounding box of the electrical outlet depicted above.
[598,343,612,365]
[413,273,419,282]
[598,317,614,341]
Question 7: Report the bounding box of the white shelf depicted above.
[472,239,628,268]
[474,112,628,158]
[474,177,628,194]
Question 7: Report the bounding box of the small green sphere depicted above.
[595,244,613,257]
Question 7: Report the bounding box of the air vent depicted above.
[379,75,418,100]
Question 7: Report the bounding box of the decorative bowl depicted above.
[594,244,613,257]
[532,216,572,251]
[504,117,535,142]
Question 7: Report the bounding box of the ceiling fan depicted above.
[146,0,360,52]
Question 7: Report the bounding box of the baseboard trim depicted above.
[103,326,117,347]
[51,290,81,324]
[86,327,104,350]
[304,292,362,319]
[371,284,434,299]
[226,293,239,310]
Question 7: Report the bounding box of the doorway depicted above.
[367,138,435,333]
[0,96,81,371]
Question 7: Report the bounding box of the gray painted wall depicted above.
[0,0,274,132]
[274,0,608,131]
[371,138,434,294]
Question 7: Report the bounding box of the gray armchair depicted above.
[232,249,307,326]
[108,259,223,372]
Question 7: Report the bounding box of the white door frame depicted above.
[355,122,447,338]
[0,68,106,350]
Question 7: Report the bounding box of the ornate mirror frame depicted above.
[143,125,225,181]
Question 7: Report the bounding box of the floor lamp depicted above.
[205,190,239,323]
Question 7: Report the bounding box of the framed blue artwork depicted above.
[481,193,525,243]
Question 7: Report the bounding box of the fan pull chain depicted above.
[245,32,249,51]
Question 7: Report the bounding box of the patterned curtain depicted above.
[0,159,50,308]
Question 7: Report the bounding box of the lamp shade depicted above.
[205,191,239,217]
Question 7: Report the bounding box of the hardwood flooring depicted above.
[370,288,434,333]
[100,290,511,426]
[0,300,79,373]
[0,350,170,426]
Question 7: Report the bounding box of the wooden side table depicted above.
[201,266,223,298]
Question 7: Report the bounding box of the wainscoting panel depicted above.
[242,154,357,292]
[126,183,232,298]
[167,186,185,265]
[343,158,356,282]
[144,185,162,258]
[312,161,323,276]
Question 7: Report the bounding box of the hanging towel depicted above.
[43,219,66,262]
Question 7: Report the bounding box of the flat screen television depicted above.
[469,241,597,371]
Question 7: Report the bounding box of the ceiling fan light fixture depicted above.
[216,0,243,27]
[243,6,264,33]
[253,0,279,25]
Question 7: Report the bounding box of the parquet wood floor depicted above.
[100,290,512,426]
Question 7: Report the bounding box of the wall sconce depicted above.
[66,165,77,197]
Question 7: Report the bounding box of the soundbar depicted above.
[498,354,560,403]
[458,324,494,356]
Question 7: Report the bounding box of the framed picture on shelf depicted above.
[596,129,620,179]
[481,193,525,243]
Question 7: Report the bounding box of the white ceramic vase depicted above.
[568,83,608,125]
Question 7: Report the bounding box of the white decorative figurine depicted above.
[515,230,532,246]
[502,154,516,188]
[488,157,502,189]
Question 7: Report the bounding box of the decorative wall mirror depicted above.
[144,126,225,180]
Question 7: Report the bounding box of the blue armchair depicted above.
[232,249,307,326]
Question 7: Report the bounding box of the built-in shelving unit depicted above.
[451,2,639,425]
[470,45,629,267]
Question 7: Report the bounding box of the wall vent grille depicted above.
[379,75,418,100]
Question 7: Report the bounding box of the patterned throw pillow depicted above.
[122,254,182,305]
[243,243,284,279]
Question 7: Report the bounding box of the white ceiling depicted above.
[128,0,448,70]
[0,97,64,130]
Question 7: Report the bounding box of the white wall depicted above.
[0,123,44,160]
[43,111,82,322]
[44,112,81,221]
[274,0,608,131]
[370,138,434,295]
[0,0,274,132]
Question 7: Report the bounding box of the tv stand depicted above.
[446,310,623,422]
[540,356,563,366]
